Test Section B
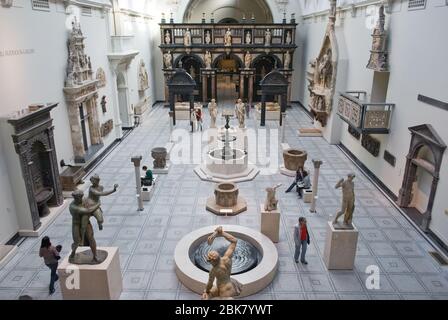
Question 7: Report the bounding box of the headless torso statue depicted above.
[332,173,355,229]
[202,226,242,300]
[264,184,282,211]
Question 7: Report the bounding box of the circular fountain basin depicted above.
[174,225,279,298]
[207,148,248,176]
[215,182,238,207]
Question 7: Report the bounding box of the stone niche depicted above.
[0,103,63,231]
[63,18,103,164]
[307,1,338,127]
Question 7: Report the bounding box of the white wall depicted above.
[296,2,448,244]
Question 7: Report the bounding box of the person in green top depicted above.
[141,165,153,186]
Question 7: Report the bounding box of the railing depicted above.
[110,35,136,53]
[337,91,394,134]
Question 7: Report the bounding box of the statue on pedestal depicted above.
[332,173,355,229]
[264,184,282,211]
[224,28,232,47]
[164,30,171,44]
[244,51,252,69]
[285,31,292,45]
[265,29,272,46]
[284,51,291,69]
[184,28,192,47]
[205,51,212,69]
[208,99,218,128]
[234,99,245,128]
[245,31,251,44]
[205,30,211,44]
[202,226,242,300]
[163,51,172,69]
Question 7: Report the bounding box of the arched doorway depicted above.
[213,53,243,104]
[175,54,204,101]
[252,54,281,102]
[398,124,446,231]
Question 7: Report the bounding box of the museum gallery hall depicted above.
[0,0,447,302]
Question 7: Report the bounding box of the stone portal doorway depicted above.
[398,124,446,231]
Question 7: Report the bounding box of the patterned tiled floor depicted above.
[1,104,447,300]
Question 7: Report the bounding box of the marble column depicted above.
[211,73,216,100]
[202,73,208,102]
[310,159,323,213]
[131,156,144,211]
[280,113,286,143]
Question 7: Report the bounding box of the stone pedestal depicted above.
[323,222,358,270]
[141,176,158,201]
[152,162,170,174]
[58,247,122,300]
[260,204,280,243]
[303,189,313,203]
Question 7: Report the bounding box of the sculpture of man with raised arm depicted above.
[332,173,355,228]
[202,226,242,300]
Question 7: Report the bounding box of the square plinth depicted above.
[323,222,358,270]
[153,163,170,174]
[58,247,122,300]
[141,176,158,201]
[303,189,313,203]
[260,204,280,243]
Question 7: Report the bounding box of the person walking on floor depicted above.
[294,217,310,264]
[39,236,61,295]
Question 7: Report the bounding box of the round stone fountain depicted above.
[174,225,278,298]
[194,112,259,183]
[206,182,247,215]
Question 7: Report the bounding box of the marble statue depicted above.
[245,31,251,44]
[244,51,252,69]
[205,51,212,69]
[163,51,172,69]
[284,51,291,69]
[265,29,272,46]
[285,31,292,45]
[264,183,282,211]
[138,60,149,91]
[332,173,355,228]
[184,28,192,47]
[202,226,242,300]
[234,99,245,128]
[96,68,106,87]
[189,65,196,79]
[164,30,171,44]
[69,190,102,264]
[205,30,211,44]
[224,28,232,47]
[208,99,218,128]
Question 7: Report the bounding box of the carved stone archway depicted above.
[168,69,197,130]
[398,124,446,232]
[259,70,288,126]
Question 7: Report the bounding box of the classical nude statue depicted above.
[244,51,252,69]
[234,99,245,128]
[202,226,242,300]
[264,183,282,211]
[69,190,101,264]
[80,174,118,245]
[205,30,211,44]
[224,28,232,46]
[208,99,218,128]
[163,51,172,69]
[332,173,355,228]
[285,31,292,45]
[184,28,192,47]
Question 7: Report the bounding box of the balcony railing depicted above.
[110,35,136,53]
[337,91,394,134]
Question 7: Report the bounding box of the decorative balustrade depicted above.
[337,91,394,134]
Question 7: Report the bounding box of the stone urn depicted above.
[214,182,239,207]
[151,147,167,169]
[283,149,308,171]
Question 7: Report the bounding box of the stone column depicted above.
[261,94,266,126]
[45,126,63,206]
[67,102,85,160]
[239,73,244,99]
[248,73,254,107]
[280,113,286,143]
[211,73,216,100]
[169,111,174,141]
[201,71,208,102]
[131,156,144,211]
[310,159,323,213]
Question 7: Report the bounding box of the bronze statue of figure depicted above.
[332,173,355,228]
[69,190,101,263]
[202,226,242,300]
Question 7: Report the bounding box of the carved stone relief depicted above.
[138,59,149,91]
[101,119,114,137]
[366,5,389,72]
[96,68,106,88]
[361,134,380,157]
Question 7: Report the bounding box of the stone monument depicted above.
[366,5,389,72]
[206,182,247,216]
[202,226,242,300]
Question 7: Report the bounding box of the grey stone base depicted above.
[206,197,247,216]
